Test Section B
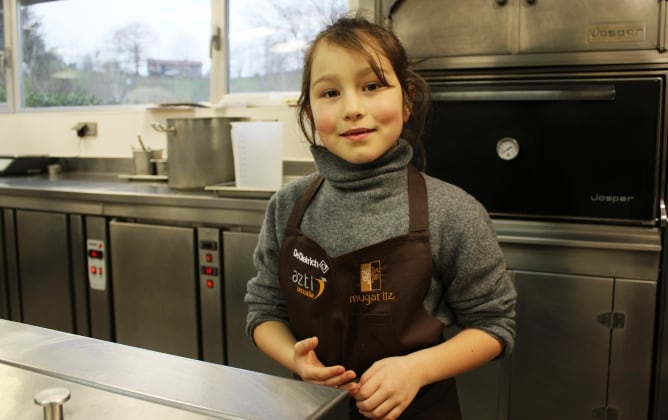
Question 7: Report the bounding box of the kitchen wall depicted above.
[0,105,312,161]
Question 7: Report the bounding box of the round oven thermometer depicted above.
[496,137,520,160]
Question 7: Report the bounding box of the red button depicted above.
[206,279,214,288]
[90,266,97,274]
[205,254,213,262]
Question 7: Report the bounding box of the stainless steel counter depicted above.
[0,173,270,227]
[0,320,348,419]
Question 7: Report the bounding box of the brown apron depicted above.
[278,165,461,419]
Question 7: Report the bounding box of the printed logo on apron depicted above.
[289,247,329,300]
[292,247,330,273]
[360,260,381,291]
[348,260,397,306]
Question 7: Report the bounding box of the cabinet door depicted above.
[16,210,75,333]
[110,221,199,359]
[223,231,291,377]
[509,271,612,420]
[520,0,660,53]
[391,0,514,58]
[608,279,655,420]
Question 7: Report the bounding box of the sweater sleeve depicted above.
[427,177,517,357]
[244,193,290,343]
[244,176,317,344]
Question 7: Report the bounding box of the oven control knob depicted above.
[496,137,520,160]
[34,387,70,420]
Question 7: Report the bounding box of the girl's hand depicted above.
[293,336,359,392]
[352,356,421,419]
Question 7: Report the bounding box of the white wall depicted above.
[0,105,312,161]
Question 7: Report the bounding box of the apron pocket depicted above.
[347,313,402,373]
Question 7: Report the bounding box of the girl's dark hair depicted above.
[297,14,431,170]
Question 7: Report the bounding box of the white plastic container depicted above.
[230,121,283,190]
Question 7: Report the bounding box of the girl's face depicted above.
[308,40,409,165]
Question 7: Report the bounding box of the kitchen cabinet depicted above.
[110,220,202,360]
[455,221,660,420]
[0,209,88,335]
[518,1,660,54]
[109,220,227,363]
[389,0,514,58]
[510,271,611,419]
[509,272,655,420]
[223,230,292,377]
[387,0,662,59]
[107,223,291,372]
[608,278,657,419]
[457,270,656,420]
[0,179,276,374]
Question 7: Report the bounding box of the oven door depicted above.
[424,76,663,224]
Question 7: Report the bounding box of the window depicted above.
[4,0,351,109]
[18,0,211,107]
[227,0,347,93]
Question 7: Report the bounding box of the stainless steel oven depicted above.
[423,73,664,225]
[420,69,666,420]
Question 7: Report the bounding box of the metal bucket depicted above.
[152,117,246,189]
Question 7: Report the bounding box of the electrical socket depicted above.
[72,122,98,138]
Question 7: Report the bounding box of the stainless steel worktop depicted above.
[0,172,267,208]
[0,173,271,227]
[0,319,349,419]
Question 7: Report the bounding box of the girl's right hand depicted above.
[294,336,359,392]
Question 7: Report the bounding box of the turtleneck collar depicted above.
[310,139,414,189]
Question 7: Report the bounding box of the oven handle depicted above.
[497,235,661,252]
[431,85,616,102]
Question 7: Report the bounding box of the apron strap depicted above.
[407,165,430,233]
[286,175,325,229]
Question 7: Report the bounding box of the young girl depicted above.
[245,15,516,420]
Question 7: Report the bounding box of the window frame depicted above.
[0,0,17,113]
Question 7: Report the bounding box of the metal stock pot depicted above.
[151,117,246,189]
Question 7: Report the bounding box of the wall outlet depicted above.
[72,122,98,138]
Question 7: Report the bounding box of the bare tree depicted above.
[109,22,155,76]
[232,0,345,90]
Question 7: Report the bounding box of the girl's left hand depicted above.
[351,356,422,419]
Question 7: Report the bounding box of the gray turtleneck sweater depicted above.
[245,140,516,357]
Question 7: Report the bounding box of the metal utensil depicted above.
[137,135,148,152]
